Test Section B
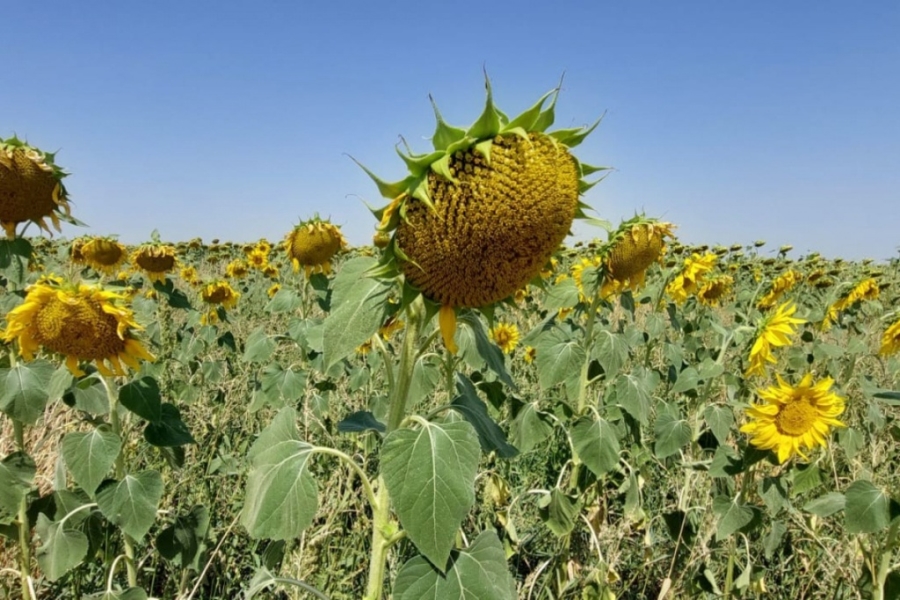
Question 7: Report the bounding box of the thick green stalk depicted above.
[105,377,138,588]
[364,295,426,599]
[13,419,33,600]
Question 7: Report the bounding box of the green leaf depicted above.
[653,403,691,459]
[337,411,386,434]
[837,427,864,459]
[542,277,579,312]
[95,470,164,540]
[242,327,276,364]
[790,463,822,496]
[450,374,518,459]
[571,416,620,476]
[0,238,32,286]
[758,476,788,514]
[429,95,468,151]
[671,367,699,394]
[0,452,36,520]
[803,492,846,517]
[593,329,629,379]
[510,402,554,453]
[764,521,787,560]
[322,276,391,371]
[713,496,757,541]
[64,375,109,415]
[61,427,122,495]
[381,420,480,571]
[34,513,89,581]
[535,328,585,391]
[152,279,192,309]
[703,405,734,446]
[47,365,74,403]
[264,288,301,313]
[260,363,307,406]
[615,370,656,425]
[393,530,515,600]
[241,408,318,540]
[119,377,162,423]
[156,504,209,569]
[844,480,890,534]
[709,446,743,478]
[144,404,195,447]
[84,588,148,600]
[538,489,581,537]
[458,313,516,390]
[0,360,55,424]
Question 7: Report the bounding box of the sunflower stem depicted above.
[576,291,603,415]
[105,376,138,588]
[364,295,425,599]
[13,420,33,600]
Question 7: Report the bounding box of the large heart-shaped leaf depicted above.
[61,427,122,495]
[381,420,480,571]
[95,470,163,540]
[35,513,89,581]
[0,361,55,424]
[571,416,620,476]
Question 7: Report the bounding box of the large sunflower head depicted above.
[131,243,177,283]
[0,136,74,238]
[2,277,154,376]
[360,76,607,351]
[601,216,675,296]
[284,217,347,276]
[740,373,845,463]
[80,236,129,274]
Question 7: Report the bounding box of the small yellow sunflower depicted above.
[131,243,177,283]
[744,301,806,378]
[256,239,273,254]
[757,270,803,309]
[602,218,675,297]
[267,282,281,298]
[523,346,537,364]
[822,277,880,330]
[697,275,733,307]
[489,322,520,355]
[0,137,73,238]
[2,279,154,376]
[284,218,347,276]
[180,265,201,286]
[200,279,240,324]
[666,253,717,304]
[246,247,269,270]
[80,237,128,274]
[571,256,602,302]
[879,318,900,356]
[225,259,249,279]
[740,373,845,463]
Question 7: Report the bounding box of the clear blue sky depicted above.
[4,1,898,260]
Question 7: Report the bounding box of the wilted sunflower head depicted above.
[2,277,154,376]
[201,279,240,309]
[131,243,177,283]
[602,216,675,296]
[284,217,346,276]
[0,136,74,238]
[360,75,607,352]
[81,237,128,274]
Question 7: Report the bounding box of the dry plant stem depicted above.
[104,376,138,588]
[363,296,425,600]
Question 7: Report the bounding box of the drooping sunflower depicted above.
[0,136,74,238]
[131,243,177,283]
[69,237,88,265]
[362,76,606,352]
[489,322,520,355]
[2,278,154,376]
[697,275,733,307]
[879,318,900,357]
[80,237,128,274]
[284,217,347,276]
[180,265,201,286]
[601,217,675,297]
[740,373,845,463]
[822,277,880,329]
[744,301,806,378]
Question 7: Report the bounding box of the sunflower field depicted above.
[2,82,900,600]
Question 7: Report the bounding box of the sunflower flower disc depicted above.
[0,137,73,237]
[81,237,128,274]
[132,244,177,282]
[285,220,346,276]
[2,279,154,376]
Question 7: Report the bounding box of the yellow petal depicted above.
[439,305,458,355]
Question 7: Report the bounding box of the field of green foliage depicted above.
[1,231,899,600]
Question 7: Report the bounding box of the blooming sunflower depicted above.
[697,275,733,307]
[131,243,177,283]
[80,237,128,275]
[879,318,900,356]
[740,373,845,463]
[601,217,675,297]
[757,269,803,310]
[523,346,537,364]
[0,136,73,238]
[246,247,269,270]
[489,322,520,355]
[200,279,240,324]
[2,278,154,376]
[225,259,249,279]
[362,76,605,353]
[822,277,880,330]
[744,301,806,378]
[180,265,201,286]
[665,252,717,304]
[284,217,347,276]
[267,282,281,298]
